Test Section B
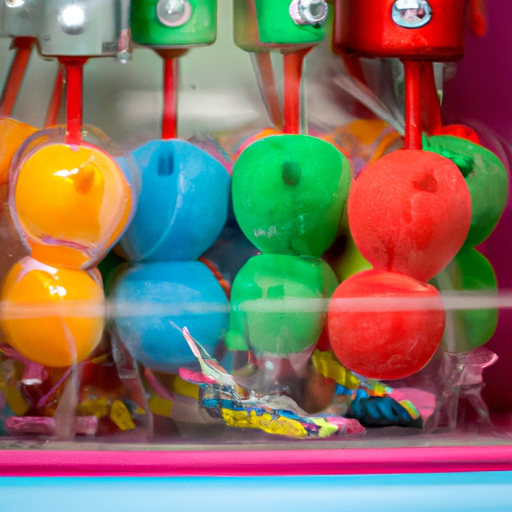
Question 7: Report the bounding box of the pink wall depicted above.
[444,0,512,411]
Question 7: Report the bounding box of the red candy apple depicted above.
[348,150,471,283]
[328,269,445,380]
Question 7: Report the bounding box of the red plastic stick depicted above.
[283,48,310,135]
[254,52,282,130]
[339,52,376,119]
[155,49,187,139]
[162,57,179,140]
[44,65,64,128]
[0,37,33,118]
[60,57,88,145]
[402,60,422,150]
[341,52,368,87]
[420,62,442,136]
[468,0,487,37]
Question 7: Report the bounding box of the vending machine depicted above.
[0,1,511,510]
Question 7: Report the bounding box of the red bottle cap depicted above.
[333,0,466,61]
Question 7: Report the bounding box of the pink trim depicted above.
[1,445,512,477]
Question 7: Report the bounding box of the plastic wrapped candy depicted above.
[9,126,134,271]
[179,327,365,439]
[107,0,234,437]
[0,126,140,439]
[227,134,349,401]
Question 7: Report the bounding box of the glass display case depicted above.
[0,1,512,509]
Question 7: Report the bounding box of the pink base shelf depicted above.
[1,445,512,477]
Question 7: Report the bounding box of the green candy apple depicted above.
[425,135,508,248]
[232,135,351,257]
[431,248,498,353]
[226,253,338,355]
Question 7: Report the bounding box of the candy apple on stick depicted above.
[228,2,349,389]
[112,0,230,378]
[232,134,350,268]
[337,0,472,280]
[228,133,349,390]
[348,149,471,283]
[328,0,472,379]
[232,134,350,258]
[8,2,134,269]
[1,0,134,367]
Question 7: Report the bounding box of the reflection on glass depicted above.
[391,0,432,29]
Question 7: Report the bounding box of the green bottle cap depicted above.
[234,0,328,52]
[131,0,217,48]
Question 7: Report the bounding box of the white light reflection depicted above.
[1,291,512,320]
[54,168,79,178]
[48,285,67,297]
[58,4,86,35]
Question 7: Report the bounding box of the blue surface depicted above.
[112,260,229,373]
[1,472,512,512]
[120,139,230,262]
